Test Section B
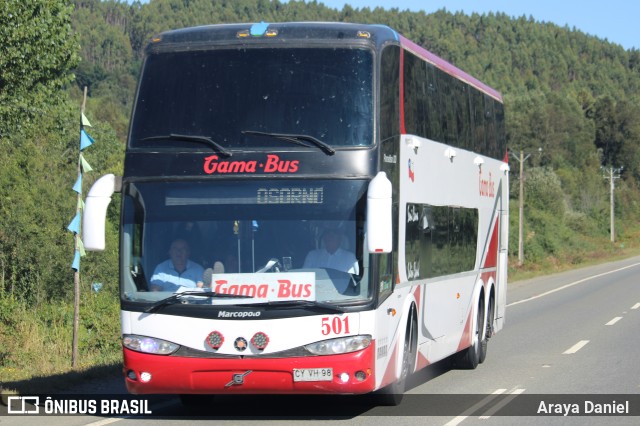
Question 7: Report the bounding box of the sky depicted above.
[309,0,638,50]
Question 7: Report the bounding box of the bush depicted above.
[0,285,120,381]
[523,167,567,216]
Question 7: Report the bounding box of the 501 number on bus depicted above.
[321,316,350,336]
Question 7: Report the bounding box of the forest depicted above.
[1,0,639,380]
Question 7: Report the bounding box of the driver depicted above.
[150,239,204,291]
[303,227,359,274]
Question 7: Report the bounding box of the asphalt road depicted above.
[3,256,639,425]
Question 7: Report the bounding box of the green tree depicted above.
[594,96,621,166]
[0,0,79,137]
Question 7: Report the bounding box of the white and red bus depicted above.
[84,22,508,404]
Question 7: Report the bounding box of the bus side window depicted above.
[380,45,399,142]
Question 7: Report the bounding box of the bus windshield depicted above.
[121,180,370,307]
[130,47,374,149]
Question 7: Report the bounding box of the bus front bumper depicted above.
[123,344,375,395]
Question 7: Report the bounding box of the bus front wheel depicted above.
[376,306,417,405]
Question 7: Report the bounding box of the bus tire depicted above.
[454,297,485,370]
[376,306,417,405]
[478,297,493,364]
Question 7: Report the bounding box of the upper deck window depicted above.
[130,47,374,150]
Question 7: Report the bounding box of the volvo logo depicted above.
[225,370,253,387]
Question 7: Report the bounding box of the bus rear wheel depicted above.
[454,298,485,370]
[479,298,493,364]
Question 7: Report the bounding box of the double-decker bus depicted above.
[84,22,508,404]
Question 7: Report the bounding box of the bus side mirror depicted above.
[367,171,392,253]
[83,174,120,251]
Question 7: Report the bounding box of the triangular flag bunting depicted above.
[72,250,81,271]
[80,153,93,173]
[81,113,92,127]
[80,129,94,150]
[77,197,85,211]
[77,238,86,257]
[72,174,82,194]
[67,213,81,234]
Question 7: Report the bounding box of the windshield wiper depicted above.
[144,291,252,313]
[248,299,345,313]
[241,130,335,155]
[141,134,232,157]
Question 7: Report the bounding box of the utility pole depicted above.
[510,148,541,266]
[602,166,623,243]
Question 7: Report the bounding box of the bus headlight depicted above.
[123,334,179,355]
[305,335,371,355]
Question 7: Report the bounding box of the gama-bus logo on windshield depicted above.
[203,154,299,174]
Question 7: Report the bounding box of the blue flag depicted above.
[72,250,81,271]
[72,174,82,194]
[80,129,94,150]
[67,213,81,234]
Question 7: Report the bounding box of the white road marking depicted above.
[507,262,640,307]
[443,389,506,426]
[479,388,525,419]
[631,302,640,310]
[84,418,124,426]
[563,340,590,354]
[605,316,623,326]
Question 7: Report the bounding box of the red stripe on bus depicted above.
[483,217,500,269]
[416,352,430,371]
[456,309,473,352]
[413,285,421,313]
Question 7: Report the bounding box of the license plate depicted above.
[292,368,333,382]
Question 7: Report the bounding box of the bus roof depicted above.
[149,21,399,48]
[148,22,502,102]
